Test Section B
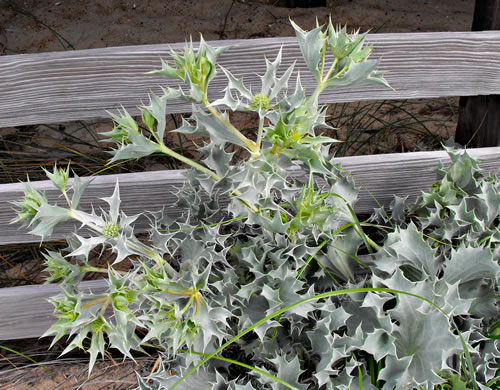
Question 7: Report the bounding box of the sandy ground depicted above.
[1,0,474,55]
[0,0,478,388]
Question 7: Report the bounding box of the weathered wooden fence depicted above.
[0,31,499,340]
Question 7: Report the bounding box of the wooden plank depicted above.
[0,147,499,340]
[455,0,500,147]
[2,31,500,128]
[0,264,370,341]
[0,280,107,340]
[1,147,499,246]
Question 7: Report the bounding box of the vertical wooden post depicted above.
[455,0,500,147]
[284,0,326,7]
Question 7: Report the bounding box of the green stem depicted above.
[255,116,265,151]
[307,58,338,107]
[179,294,195,315]
[179,349,299,390]
[62,189,72,208]
[296,239,329,279]
[98,296,111,316]
[322,57,338,83]
[345,203,380,252]
[319,44,327,81]
[81,265,126,275]
[204,101,258,156]
[158,143,220,181]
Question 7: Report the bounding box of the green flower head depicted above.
[250,93,270,111]
[11,184,47,226]
[103,222,120,239]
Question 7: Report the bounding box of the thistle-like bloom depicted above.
[211,47,297,117]
[68,181,140,264]
[103,221,120,239]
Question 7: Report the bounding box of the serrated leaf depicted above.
[362,328,396,361]
[373,271,464,389]
[378,223,436,280]
[477,181,500,225]
[161,86,199,103]
[442,245,498,285]
[325,60,387,88]
[301,135,341,145]
[290,20,325,81]
[321,229,362,282]
[66,235,106,260]
[267,354,308,390]
[199,143,235,177]
[192,296,231,350]
[259,47,295,101]
[381,305,459,390]
[108,130,161,164]
[88,329,106,375]
[306,314,345,386]
[142,93,167,140]
[279,73,306,113]
[217,65,253,101]
[29,203,73,240]
[177,106,247,148]
[70,173,93,210]
[149,57,185,80]
[101,180,121,223]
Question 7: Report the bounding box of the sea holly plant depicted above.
[12,19,499,390]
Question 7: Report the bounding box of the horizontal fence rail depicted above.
[0,255,368,340]
[0,263,380,341]
[1,147,499,246]
[0,280,107,340]
[2,31,500,127]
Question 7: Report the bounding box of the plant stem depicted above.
[158,143,220,181]
[180,349,299,390]
[62,189,72,208]
[81,265,126,275]
[82,296,108,309]
[307,58,338,107]
[255,116,265,152]
[98,296,111,316]
[323,57,339,83]
[202,98,259,156]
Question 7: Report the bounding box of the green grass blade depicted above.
[0,343,54,377]
[178,349,299,390]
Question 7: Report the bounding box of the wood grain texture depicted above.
[1,147,499,245]
[0,264,368,340]
[2,31,500,127]
[0,147,498,340]
[0,280,107,340]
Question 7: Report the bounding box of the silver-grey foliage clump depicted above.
[13,19,499,389]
